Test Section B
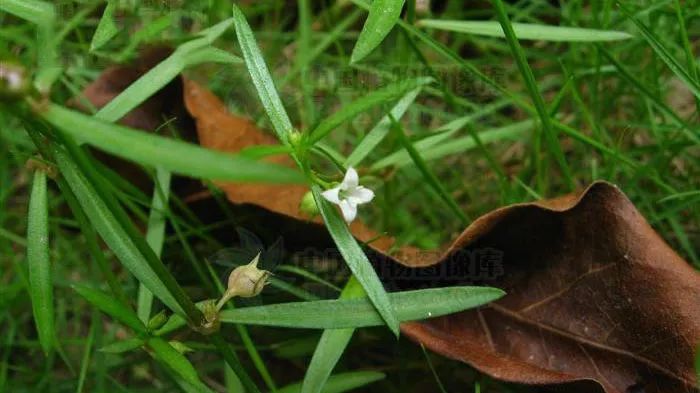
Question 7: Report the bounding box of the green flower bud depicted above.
[288,130,303,147]
[168,340,194,354]
[299,190,319,217]
[147,311,168,331]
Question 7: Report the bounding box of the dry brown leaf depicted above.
[395,183,700,393]
[78,57,700,393]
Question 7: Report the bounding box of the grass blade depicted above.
[345,87,422,167]
[620,3,700,100]
[90,0,118,52]
[308,77,432,144]
[417,19,632,41]
[27,170,54,355]
[73,284,202,387]
[302,277,365,393]
[350,0,406,63]
[490,0,573,191]
[281,371,385,393]
[311,185,400,335]
[220,286,505,329]
[390,116,469,224]
[40,104,305,184]
[232,4,293,143]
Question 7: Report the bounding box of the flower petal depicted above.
[346,186,374,205]
[338,199,357,223]
[341,167,359,189]
[321,187,342,204]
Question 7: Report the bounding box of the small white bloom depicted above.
[321,167,374,223]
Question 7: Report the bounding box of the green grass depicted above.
[0,1,698,392]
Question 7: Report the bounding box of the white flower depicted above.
[321,167,374,223]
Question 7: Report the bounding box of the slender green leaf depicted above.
[302,277,365,393]
[345,87,422,167]
[232,4,293,143]
[281,371,385,393]
[96,18,239,123]
[73,285,203,387]
[147,337,201,388]
[350,0,406,63]
[53,146,184,315]
[418,19,632,41]
[41,104,305,184]
[90,0,118,51]
[695,348,699,384]
[621,4,700,100]
[99,338,143,354]
[27,170,54,355]
[76,313,97,393]
[73,284,146,333]
[372,119,532,170]
[137,168,171,323]
[219,286,505,329]
[309,77,433,143]
[311,185,400,335]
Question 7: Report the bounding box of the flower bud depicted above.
[169,340,194,354]
[215,253,270,311]
[288,130,303,147]
[147,310,168,331]
[226,253,270,298]
[299,190,319,217]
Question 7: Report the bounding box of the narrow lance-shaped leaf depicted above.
[137,167,172,323]
[73,285,202,388]
[371,119,533,170]
[309,77,432,144]
[281,371,385,393]
[311,185,401,335]
[73,284,146,333]
[27,170,54,355]
[302,277,366,393]
[52,145,184,315]
[40,104,305,184]
[90,0,118,52]
[417,19,632,41]
[96,18,239,123]
[350,0,406,63]
[345,87,421,167]
[219,286,505,329]
[231,4,293,143]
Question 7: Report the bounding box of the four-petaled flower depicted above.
[321,167,374,223]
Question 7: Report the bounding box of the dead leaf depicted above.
[395,182,700,393]
[76,55,700,393]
